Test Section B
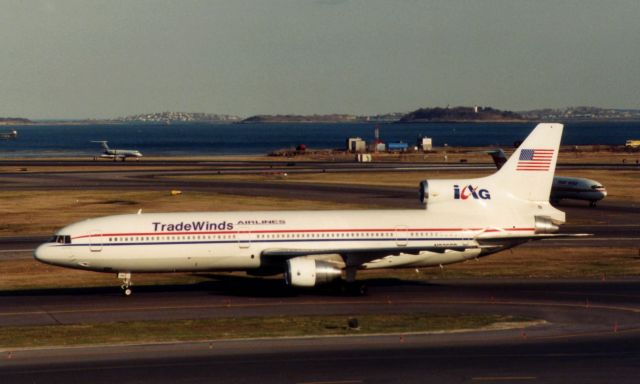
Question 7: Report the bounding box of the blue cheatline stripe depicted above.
[61,237,474,248]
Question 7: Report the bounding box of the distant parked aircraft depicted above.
[487,149,606,207]
[91,141,142,161]
[0,130,17,140]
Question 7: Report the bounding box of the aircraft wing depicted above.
[261,244,479,259]
[477,233,592,242]
[260,233,590,259]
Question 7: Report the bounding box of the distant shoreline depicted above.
[3,119,640,126]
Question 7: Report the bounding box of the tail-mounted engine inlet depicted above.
[419,180,429,207]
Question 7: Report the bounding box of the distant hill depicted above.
[399,106,523,123]
[519,106,640,121]
[0,117,32,125]
[241,114,362,123]
[114,112,242,123]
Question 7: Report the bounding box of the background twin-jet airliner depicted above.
[91,140,143,161]
[37,124,580,295]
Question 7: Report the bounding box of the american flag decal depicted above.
[516,148,554,171]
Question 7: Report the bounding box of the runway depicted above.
[3,332,640,383]
[1,159,640,214]
[1,158,638,169]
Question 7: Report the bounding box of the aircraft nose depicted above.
[34,243,51,263]
[34,243,69,265]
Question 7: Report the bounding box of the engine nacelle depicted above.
[534,215,559,234]
[286,258,342,287]
[419,178,495,207]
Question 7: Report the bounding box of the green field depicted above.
[0,314,536,349]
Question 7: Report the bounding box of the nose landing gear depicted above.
[118,272,133,296]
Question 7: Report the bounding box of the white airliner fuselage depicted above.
[36,209,527,272]
[551,176,607,207]
[38,124,575,295]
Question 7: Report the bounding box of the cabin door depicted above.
[394,225,408,247]
[237,227,251,249]
[89,230,103,252]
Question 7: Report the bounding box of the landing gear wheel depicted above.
[118,272,133,297]
[589,201,597,208]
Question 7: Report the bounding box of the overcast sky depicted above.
[1,0,639,119]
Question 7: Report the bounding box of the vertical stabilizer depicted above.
[491,123,563,202]
[487,149,507,170]
[91,141,110,151]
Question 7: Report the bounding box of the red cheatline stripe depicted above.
[72,227,536,240]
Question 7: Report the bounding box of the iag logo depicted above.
[454,185,491,200]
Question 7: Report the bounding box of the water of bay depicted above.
[0,121,637,158]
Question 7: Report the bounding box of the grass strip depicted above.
[0,314,531,349]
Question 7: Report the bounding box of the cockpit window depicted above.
[50,235,72,244]
[591,185,604,190]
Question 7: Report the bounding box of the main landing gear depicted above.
[118,272,133,296]
[340,267,367,296]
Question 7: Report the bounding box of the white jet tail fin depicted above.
[490,123,563,202]
[91,140,110,151]
[487,149,507,170]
